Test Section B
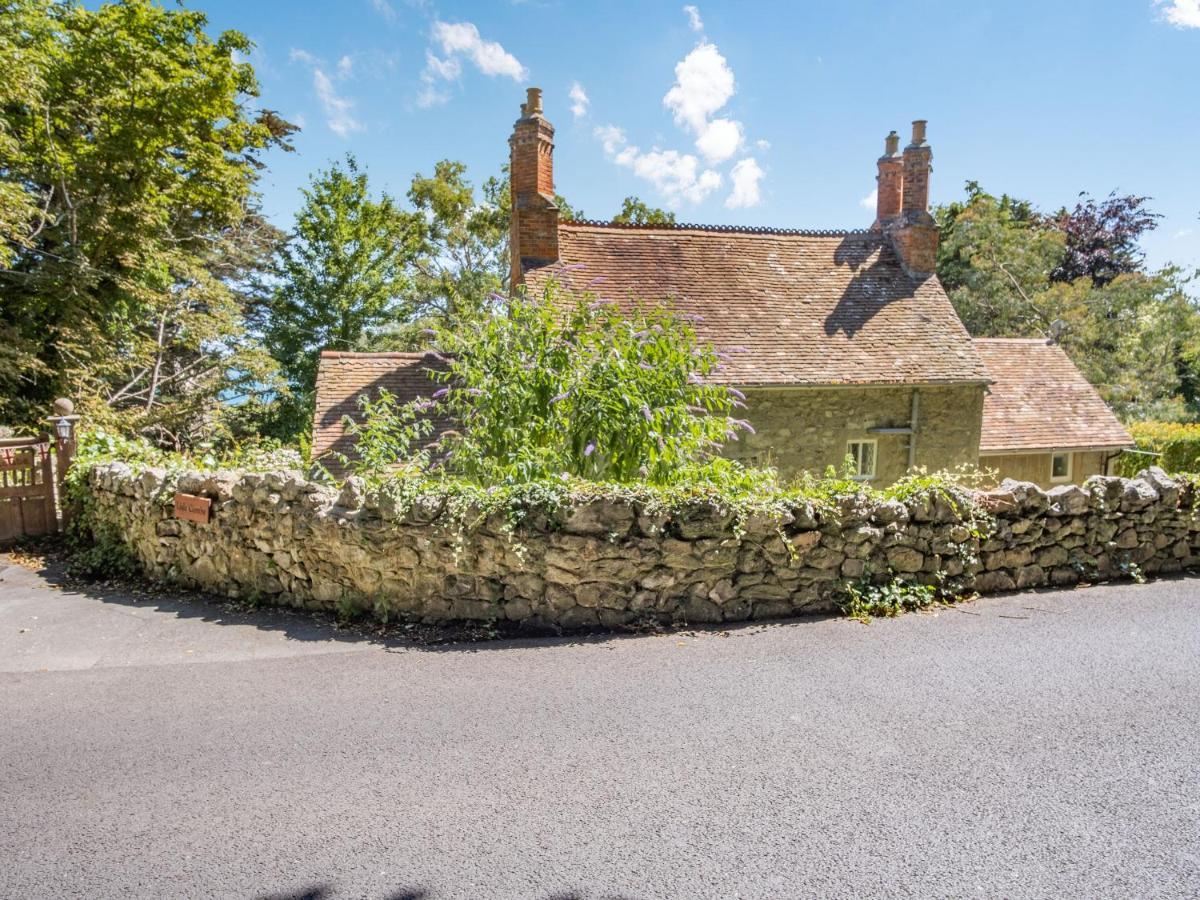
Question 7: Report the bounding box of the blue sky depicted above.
[195,0,1199,273]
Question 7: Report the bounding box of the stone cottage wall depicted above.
[728,384,985,485]
[84,463,1199,628]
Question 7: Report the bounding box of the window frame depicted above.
[1050,451,1072,483]
[847,439,878,481]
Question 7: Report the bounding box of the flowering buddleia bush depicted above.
[351,282,757,485]
[338,388,433,477]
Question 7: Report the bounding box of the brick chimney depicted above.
[883,120,939,278]
[873,130,903,229]
[509,87,559,289]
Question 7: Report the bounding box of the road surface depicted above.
[2,557,1198,898]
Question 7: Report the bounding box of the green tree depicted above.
[260,155,422,435]
[612,196,677,226]
[0,2,43,269]
[405,160,509,328]
[935,182,1200,421]
[1039,269,1200,420]
[400,161,580,335]
[935,184,1065,334]
[0,0,294,445]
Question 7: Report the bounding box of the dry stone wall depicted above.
[85,463,1200,627]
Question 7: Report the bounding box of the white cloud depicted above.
[337,55,354,78]
[430,21,527,80]
[291,49,364,138]
[591,18,768,208]
[424,51,461,81]
[663,42,735,134]
[695,116,742,164]
[1174,228,1195,238]
[312,69,364,137]
[569,81,589,118]
[725,158,764,209]
[419,20,527,107]
[595,124,626,155]
[595,124,722,205]
[661,41,752,166]
[370,0,397,22]
[859,188,878,210]
[755,138,771,151]
[1156,0,1200,28]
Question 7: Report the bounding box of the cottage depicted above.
[973,338,1132,487]
[313,88,1132,484]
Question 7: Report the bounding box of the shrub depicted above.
[345,283,758,485]
[1115,421,1200,476]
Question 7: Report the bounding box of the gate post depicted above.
[50,398,80,529]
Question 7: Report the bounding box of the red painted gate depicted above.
[0,436,59,543]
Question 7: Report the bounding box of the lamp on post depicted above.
[55,415,74,442]
[44,398,80,529]
[51,398,79,444]
[49,397,80,478]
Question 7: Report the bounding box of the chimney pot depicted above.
[526,87,543,116]
[873,130,904,228]
[909,119,927,147]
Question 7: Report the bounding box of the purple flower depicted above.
[464,388,483,396]
[431,387,449,399]
[549,391,569,404]
[586,276,608,288]
[727,387,746,401]
[584,442,596,457]
[564,263,588,272]
[730,417,756,435]
[641,405,653,421]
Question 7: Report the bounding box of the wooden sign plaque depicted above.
[173,492,212,524]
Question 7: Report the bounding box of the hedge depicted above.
[1116,422,1200,477]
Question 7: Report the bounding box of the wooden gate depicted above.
[0,436,58,543]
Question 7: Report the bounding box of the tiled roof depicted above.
[522,221,989,386]
[974,338,1133,453]
[311,351,449,474]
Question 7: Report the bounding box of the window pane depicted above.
[848,441,875,478]
[1052,454,1069,478]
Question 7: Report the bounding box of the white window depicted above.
[847,440,877,481]
[1050,452,1071,482]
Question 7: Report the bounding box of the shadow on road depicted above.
[12,543,840,657]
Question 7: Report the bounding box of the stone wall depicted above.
[83,463,1200,628]
[728,384,985,485]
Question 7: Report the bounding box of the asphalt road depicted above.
[2,558,1199,899]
